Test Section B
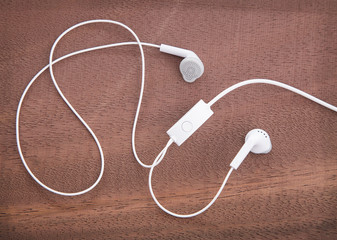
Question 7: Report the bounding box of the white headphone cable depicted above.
[16,20,160,196]
[149,141,234,218]
[208,79,337,111]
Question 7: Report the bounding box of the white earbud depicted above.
[160,44,204,83]
[230,129,272,170]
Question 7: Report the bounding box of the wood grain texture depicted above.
[1,0,337,239]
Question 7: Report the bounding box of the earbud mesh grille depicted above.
[180,58,204,83]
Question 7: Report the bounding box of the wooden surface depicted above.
[1,0,337,239]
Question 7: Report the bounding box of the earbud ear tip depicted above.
[179,57,204,83]
[246,129,272,154]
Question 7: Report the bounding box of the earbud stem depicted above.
[160,44,196,58]
[230,137,255,170]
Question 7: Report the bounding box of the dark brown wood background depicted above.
[1,0,337,239]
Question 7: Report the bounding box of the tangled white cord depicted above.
[16,20,161,196]
[16,19,336,218]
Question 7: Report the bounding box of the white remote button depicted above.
[167,100,213,146]
[182,121,193,132]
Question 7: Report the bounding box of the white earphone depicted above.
[230,129,272,170]
[16,20,337,218]
[160,44,204,82]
